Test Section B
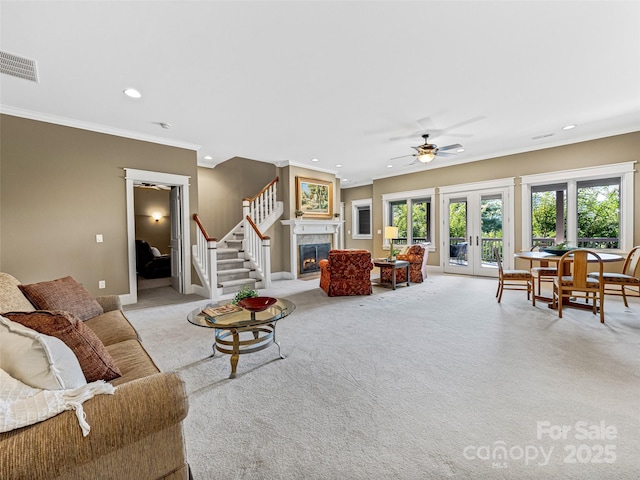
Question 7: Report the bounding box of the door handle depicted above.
[476,236,479,246]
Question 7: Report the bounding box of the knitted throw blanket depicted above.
[0,368,115,436]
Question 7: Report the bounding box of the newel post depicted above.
[262,237,271,288]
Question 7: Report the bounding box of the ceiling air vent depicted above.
[0,51,39,82]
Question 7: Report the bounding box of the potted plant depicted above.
[295,210,304,218]
[232,285,258,305]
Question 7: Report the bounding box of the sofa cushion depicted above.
[18,276,104,321]
[84,309,140,346]
[0,316,87,390]
[106,339,160,386]
[3,310,121,382]
[0,273,35,313]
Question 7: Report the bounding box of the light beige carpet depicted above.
[125,270,640,479]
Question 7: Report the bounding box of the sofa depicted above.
[0,273,190,480]
[319,249,373,296]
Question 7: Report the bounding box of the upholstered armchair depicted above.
[319,249,373,296]
[394,243,429,283]
[135,240,171,279]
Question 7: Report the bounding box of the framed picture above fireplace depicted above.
[296,176,333,218]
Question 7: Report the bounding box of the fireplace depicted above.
[299,243,331,274]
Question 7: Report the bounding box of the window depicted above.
[352,198,372,239]
[521,162,634,252]
[382,188,435,247]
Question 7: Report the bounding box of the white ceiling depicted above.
[1,1,639,187]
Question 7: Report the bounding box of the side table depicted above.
[373,259,410,290]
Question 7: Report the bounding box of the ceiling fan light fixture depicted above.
[417,152,435,163]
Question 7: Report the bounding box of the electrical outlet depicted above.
[98,280,106,289]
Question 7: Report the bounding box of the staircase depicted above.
[192,176,282,300]
[216,226,258,295]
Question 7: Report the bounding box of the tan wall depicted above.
[197,158,277,240]
[343,132,640,265]
[0,114,199,296]
[341,184,374,251]
[134,188,171,255]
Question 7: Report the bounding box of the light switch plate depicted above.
[96,234,104,243]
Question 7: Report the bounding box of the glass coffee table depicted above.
[187,298,295,378]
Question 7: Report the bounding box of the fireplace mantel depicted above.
[281,219,343,279]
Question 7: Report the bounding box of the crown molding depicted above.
[0,105,201,151]
[280,160,338,176]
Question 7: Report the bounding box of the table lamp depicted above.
[384,226,398,261]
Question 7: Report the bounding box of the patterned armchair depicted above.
[319,249,373,296]
[383,244,428,284]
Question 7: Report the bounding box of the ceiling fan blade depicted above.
[437,143,463,152]
[435,151,457,158]
[390,154,415,160]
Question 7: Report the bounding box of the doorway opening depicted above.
[123,169,191,305]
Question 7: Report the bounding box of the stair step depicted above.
[233,232,244,240]
[220,278,257,295]
[226,240,243,249]
[217,258,245,271]
[217,248,241,260]
[217,268,251,282]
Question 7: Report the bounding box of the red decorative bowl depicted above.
[238,296,277,312]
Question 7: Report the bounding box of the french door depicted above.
[441,180,514,277]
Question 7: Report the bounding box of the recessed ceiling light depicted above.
[311,158,319,162]
[562,124,576,130]
[457,148,465,153]
[123,88,141,98]
[387,164,393,168]
[204,155,213,160]
[335,164,342,168]
[342,178,348,182]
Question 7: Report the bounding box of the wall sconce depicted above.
[151,212,163,222]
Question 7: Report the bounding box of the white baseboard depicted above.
[270,271,294,280]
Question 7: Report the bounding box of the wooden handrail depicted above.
[246,215,270,241]
[243,176,279,203]
[192,214,217,241]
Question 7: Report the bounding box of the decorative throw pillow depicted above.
[0,272,36,312]
[150,246,162,257]
[18,276,103,321]
[3,311,121,382]
[0,316,87,390]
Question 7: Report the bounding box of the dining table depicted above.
[514,250,624,308]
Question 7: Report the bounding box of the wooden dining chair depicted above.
[589,246,640,307]
[529,245,558,302]
[494,246,532,303]
[552,249,605,323]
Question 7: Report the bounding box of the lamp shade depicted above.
[384,226,398,240]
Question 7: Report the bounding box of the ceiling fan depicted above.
[392,134,463,164]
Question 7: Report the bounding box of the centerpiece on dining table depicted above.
[542,242,577,256]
